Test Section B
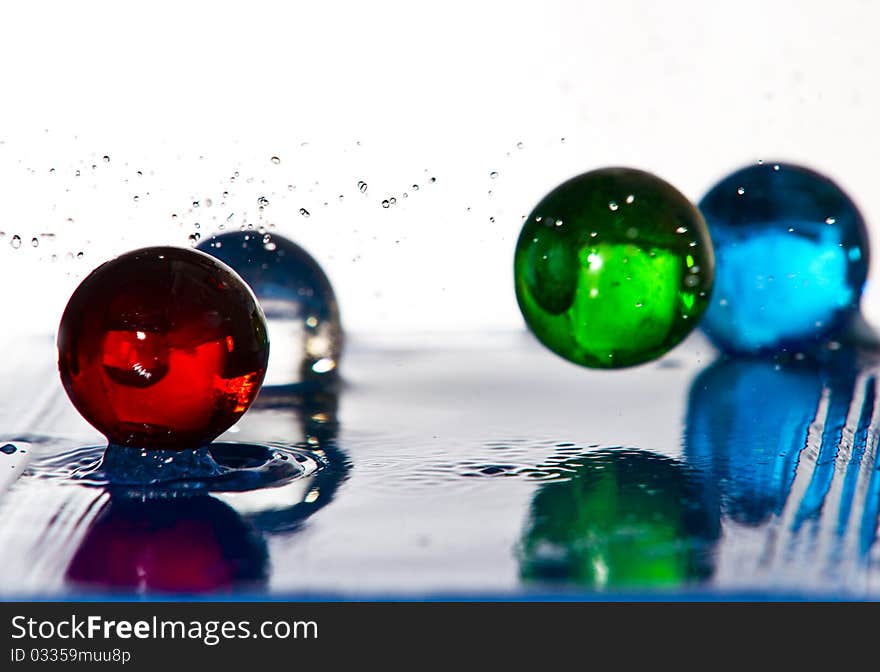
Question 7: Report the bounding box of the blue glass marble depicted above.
[698,163,869,353]
[198,232,342,390]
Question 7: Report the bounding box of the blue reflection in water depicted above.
[685,353,879,563]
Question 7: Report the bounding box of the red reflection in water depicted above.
[66,497,266,593]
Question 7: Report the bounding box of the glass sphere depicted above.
[198,232,342,389]
[514,167,714,368]
[698,162,870,353]
[57,246,269,450]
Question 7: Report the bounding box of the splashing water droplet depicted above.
[257,196,269,207]
[299,208,310,217]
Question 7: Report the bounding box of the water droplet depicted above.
[10,235,21,249]
[412,184,419,191]
[271,156,281,164]
[490,171,498,179]
[773,164,780,171]
[102,155,110,163]
[193,200,200,208]
[429,177,436,183]
[358,181,368,193]
[76,251,84,259]
[489,216,495,222]
[736,186,745,195]
[608,201,619,211]
[825,217,836,225]
[516,141,524,149]
[625,194,635,204]
[390,197,397,205]
[382,200,390,208]
[133,195,140,202]
[299,208,310,217]
[30,237,38,248]
[49,167,55,174]
[257,196,269,207]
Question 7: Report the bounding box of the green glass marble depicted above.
[514,167,714,368]
[518,450,719,590]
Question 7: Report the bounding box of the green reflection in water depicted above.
[519,449,719,590]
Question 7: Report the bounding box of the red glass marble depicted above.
[58,247,269,450]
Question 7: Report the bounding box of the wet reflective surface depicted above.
[2,330,880,598]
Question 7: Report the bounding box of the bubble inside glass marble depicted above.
[57,246,269,450]
[698,162,870,354]
[198,232,342,389]
[514,167,714,368]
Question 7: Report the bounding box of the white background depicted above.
[1,0,878,336]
